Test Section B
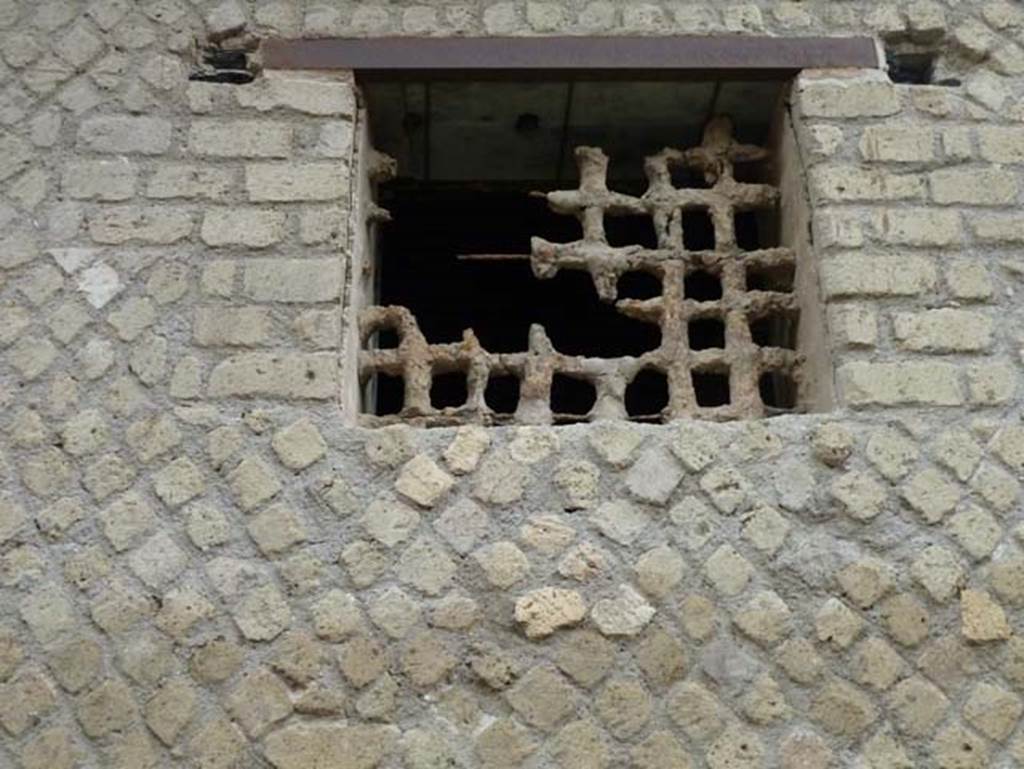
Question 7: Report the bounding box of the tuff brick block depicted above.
[821,256,936,298]
[941,127,973,161]
[828,305,878,347]
[188,120,293,158]
[0,134,33,182]
[909,86,954,117]
[245,163,347,202]
[972,214,1024,243]
[892,309,993,352]
[88,206,193,245]
[147,165,234,200]
[838,362,963,406]
[879,209,960,246]
[804,125,844,158]
[810,166,924,202]
[78,116,172,154]
[945,261,994,300]
[796,72,899,118]
[978,127,1024,163]
[194,307,272,346]
[62,159,135,200]
[207,353,338,399]
[201,260,236,297]
[860,126,935,162]
[967,361,1017,405]
[235,72,356,115]
[930,167,1018,205]
[906,0,946,36]
[299,207,348,245]
[200,209,287,248]
[56,21,104,67]
[243,259,342,303]
[813,210,864,249]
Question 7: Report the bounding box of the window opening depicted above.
[693,370,731,407]
[749,314,798,350]
[358,80,808,425]
[625,369,670,420]
[189,44,257,84]
[759,371,798,411]
[606,214,660,249]
[885,48,937,85]
[688,318,726,350]
[372,373,404,416]
[551,374,597,421]
[430,370,469,409]
[671,166,713,189]
[485,374,521,417]
[883,37,959,87]
[736,209,780,251]
[374,187,661,358]
[685,269,723,302]
[681,210,716,251]
[746,262,794,293]
[617,271,662,300]
[374,328,400,349]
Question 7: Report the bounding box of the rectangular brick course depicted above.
[859,125,935,162]
[941,128,973,161]
[62,159,135,201]
[945,261,994,300]
[88,206,193,245]
[828,305,878,348]
[78,116,172,155]
[821,256,937,298]
[200,209,288,248]
[967,361,1017,404]
[299,208,348,245]
[188,120,294,158]
[194,307,273,346]
[200,261,237,297]
[972,213,1024,243]
[246,163,348,202]
[978,127,1024,163]
[892,309,994,352]
[207,352,338,399]
[930,167,1019,205]
[879,209,961,246]
[812,210,865,249]
[810,166,924,202]
[146,165,234,200]
[838,361,963,405]
[796,72,900,118]
[243,259,343,303]
[235,72,356,116]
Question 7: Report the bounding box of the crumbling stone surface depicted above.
[0,1,1023,767]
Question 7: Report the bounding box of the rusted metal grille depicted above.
[359,116,801,426]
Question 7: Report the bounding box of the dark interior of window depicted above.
[364,79,792,419]
[885,48,937,85]
[375,184,665,415]
[884,41,959,87]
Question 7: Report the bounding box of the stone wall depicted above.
[3,1,1024,767]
